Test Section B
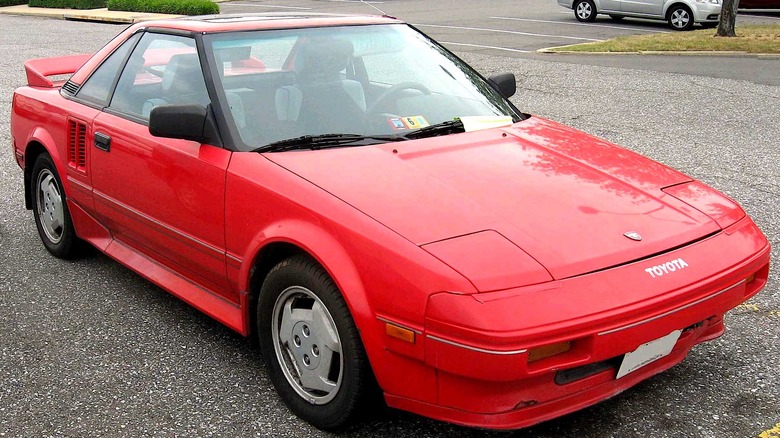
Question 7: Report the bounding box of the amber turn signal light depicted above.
[527,341,572,363]
[386,323,415,343]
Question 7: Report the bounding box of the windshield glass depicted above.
[204,24,521,151]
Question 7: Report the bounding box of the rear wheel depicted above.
[668,5,694,31]
[609,14,624,21]
[574,0,598,22]
[31,153,86,259]
[257,255,372,430]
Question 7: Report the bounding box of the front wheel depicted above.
[257,255,373,430]
[31,153,86,259]
[574,0,597,22]
[668,5,694,31]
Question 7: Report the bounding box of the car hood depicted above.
[266,117,721,280]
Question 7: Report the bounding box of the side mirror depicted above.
[487,72,516,99]
[149,104,221,146]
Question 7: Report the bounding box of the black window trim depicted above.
[97,29,228,149]
[70,29,144,110]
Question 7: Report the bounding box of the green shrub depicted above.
[29,0,105,8]
[0,0,27,6]
[108,0,217,15]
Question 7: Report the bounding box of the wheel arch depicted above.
[241,222,373,343]
[23,127,63,210]
[665,1,693,20]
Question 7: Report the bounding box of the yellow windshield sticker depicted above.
[401,115,429,129]
[388,116,430,130]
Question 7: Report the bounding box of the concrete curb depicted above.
[537,45,780,58]
[0,4,181,23]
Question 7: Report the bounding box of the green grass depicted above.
[108,0,217,14]
[549,25,780,53]
[29,0,105,8]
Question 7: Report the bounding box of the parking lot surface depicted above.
[1,5,778,437]
[221,0,780,86]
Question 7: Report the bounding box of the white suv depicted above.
[557,0,721,30]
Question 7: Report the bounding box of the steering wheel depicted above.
[367,82,431,114]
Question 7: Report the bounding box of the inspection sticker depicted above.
[388,118,406,130]
[401,115,429,129]
[616,329,681,379]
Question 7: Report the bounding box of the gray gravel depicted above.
[1,14,778,438]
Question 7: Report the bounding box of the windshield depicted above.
[203,24,522,151]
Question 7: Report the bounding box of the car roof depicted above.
[132,12,403,34]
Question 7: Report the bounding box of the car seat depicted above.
[274,38,366,136]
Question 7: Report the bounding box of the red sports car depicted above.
[10,13,770,431]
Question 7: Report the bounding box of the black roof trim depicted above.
[177,12,375,23]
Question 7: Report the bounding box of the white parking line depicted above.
[440,41,531,53]
[491,16,671,33]
[417,24,604,42]
[224,3,312,9]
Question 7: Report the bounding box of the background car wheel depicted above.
[574,0,598,22]
[668,5,694,31]
[609,14,624,21]
[257,255,374,430]
[31,153,86,259]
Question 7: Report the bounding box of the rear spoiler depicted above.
[24,54,92,88]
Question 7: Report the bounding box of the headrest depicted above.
[162,53,202,92]
[294,39,354,79]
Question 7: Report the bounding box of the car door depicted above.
[620,0,664,16]
[88,31,237,303]
[599,0,622,13]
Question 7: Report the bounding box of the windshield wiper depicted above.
[254,133,406,153]
[403,119,464,140]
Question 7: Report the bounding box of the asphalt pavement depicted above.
[0,4,779,437]
[219,0,780,86]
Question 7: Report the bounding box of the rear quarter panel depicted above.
[12,87,100,212]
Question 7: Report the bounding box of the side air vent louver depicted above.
[67,119,88,173]
[61,80,80,96]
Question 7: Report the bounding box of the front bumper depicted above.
[692,2,722,22]
[383,216,770,429]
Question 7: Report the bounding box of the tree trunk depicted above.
[717,0,740,37]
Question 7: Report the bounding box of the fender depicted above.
[237,218,373,337]
[26,125,64,166]
[23,126,68,209]
[662,1,693,18]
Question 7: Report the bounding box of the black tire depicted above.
[574,0,597,22]
[668,5,694,31]
[257,255,372,430]
[30,153,86,259]
[609,14,624,21]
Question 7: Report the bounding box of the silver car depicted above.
[557,0,722,30]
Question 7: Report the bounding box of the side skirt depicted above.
[68,200,246,336]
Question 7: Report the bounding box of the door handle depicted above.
[94,132,111,152]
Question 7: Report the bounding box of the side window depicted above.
[76,33,140,106]
[109,33,209,120]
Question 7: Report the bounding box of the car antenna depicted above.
[358,0,395,19]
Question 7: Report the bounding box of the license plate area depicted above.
[616,329,682,379]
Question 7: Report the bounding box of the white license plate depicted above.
[616,329,682,379]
